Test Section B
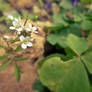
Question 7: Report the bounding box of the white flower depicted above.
[19,35,33,49]
[9,18,24,34]
[3,35,10,40]
[26,24,38,33]
[8,15,14,20]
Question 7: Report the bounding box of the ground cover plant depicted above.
[0,0,92,92]
[35,0,92,92]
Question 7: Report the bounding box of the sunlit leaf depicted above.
[66,34,88,56]
[39,56,90,92]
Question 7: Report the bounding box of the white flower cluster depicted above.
[7,15,38,49]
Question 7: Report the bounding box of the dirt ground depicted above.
[0,20,46,92]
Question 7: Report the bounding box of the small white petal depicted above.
[18,17,21,21]
[17,31,21,34]
[13,21,17,26]
[16,27,23,32]
[29,24,32,28]
[21,25,25,29]
[33,30,38,33]
[31,38,34,42]
[21,43,27,49]
[27,42,32,47]
[19,35,24,41]
[26,36,30,40]
[4,35,10,40]
[26,28,31,31]
[14,18,19,22]
[9,26,15,30]
[33,26,37,31]
[8,15,14,20]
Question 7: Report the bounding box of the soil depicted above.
[0,20,47,92]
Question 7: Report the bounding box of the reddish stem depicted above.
[81,29,85,37]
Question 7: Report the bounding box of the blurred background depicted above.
[0,0,91,34]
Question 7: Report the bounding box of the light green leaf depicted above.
[52,13,69,26]
[66,34,88,56]
[39,56,90,92]
[60,0,73,9]
[81,20,92,30]
[0,61,11,71]
[82,51,92,74]
[73,15,82,22]
[38,54,63,71]
[14,62,21,82]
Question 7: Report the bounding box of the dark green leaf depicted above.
[82,51,92,74]
[15,57,28,61]
[15,45,22,52]
[11,37,19,43]
[14,62,21,82]
[0,45,7,49]
[0,55,7,60]
[44,24,65,32]
[33,79,48,92]
[47,34,67,48]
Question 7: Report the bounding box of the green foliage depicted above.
[80,0,91,4]
[33,79,48,92]
[60,0,73,9]
[44,24,66,32]
[66,34,88,56]
[0,61,11,71]
[38,33,92,92]
[11,37,20,43]
[0,56,8,60]
[0,0,11,11]
[52,13,69,25]
[0,45,7,49]
[47,34,67,48]
[81,20,92,30]
[15,45,23,52]
[14,62,21,82]
[39,55,90,92]
[15,57,28,61]
[82,51,92,74]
